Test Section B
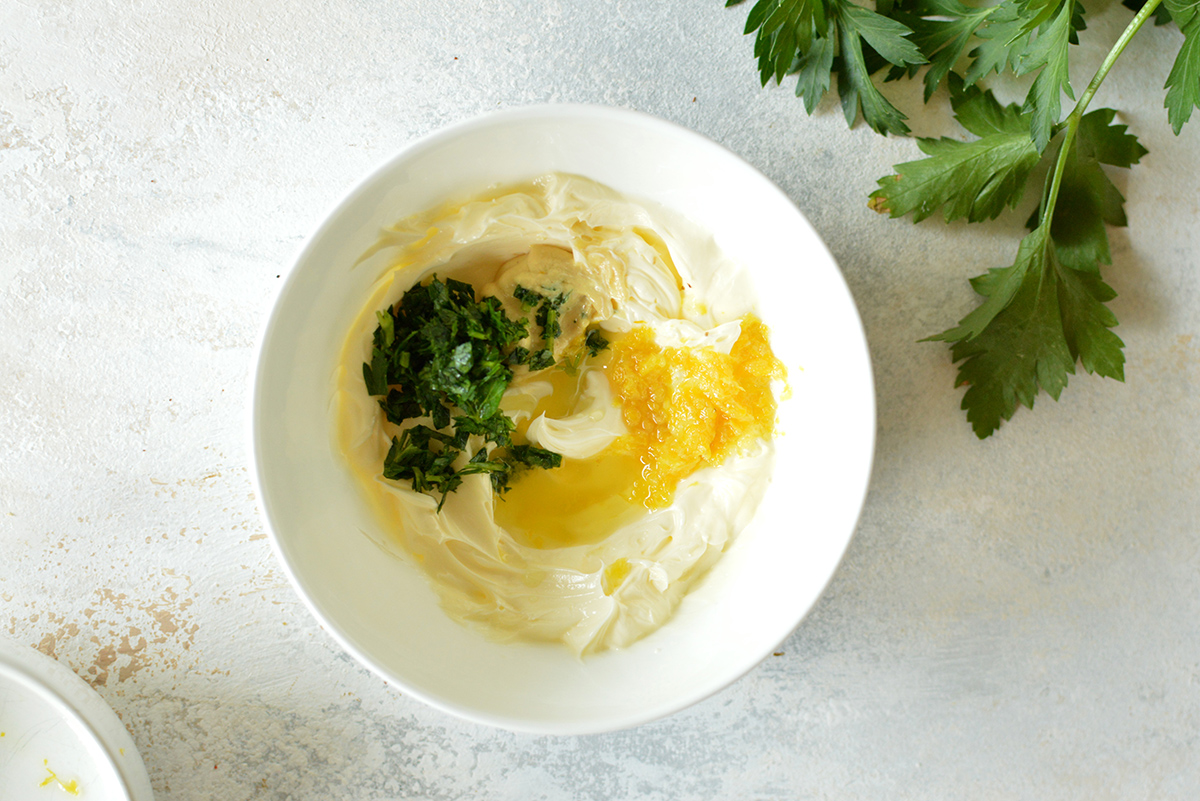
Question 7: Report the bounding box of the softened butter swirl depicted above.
[334,173,785,655]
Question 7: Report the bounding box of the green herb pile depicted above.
[726,0,1198,436]
[362,276,588,507]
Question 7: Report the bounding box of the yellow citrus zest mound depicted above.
[608,314,786,509]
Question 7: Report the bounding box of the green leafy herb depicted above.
[506,345,532,366]
[870,79,1041,223]
[835,1,928,133]
[924,225,1124,437]
[528,349,556,371]
[534,291,568,342]
[731,0,926,134]
[364,276,564,506]
[1163,0,1200,132]
[963,0,1029,86]
[512,284,542,310]
[1123,0,1175,27]
[876,88,1145,436]
[726,0,1186,437]
[1017,0,1080,152]
[886,0,999,101]
[585,329,610,356]
[509,444,564,470]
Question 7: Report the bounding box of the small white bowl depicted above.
[250,105,874,735]
[0,637,154,801]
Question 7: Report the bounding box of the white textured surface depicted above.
[2,0,1199,798]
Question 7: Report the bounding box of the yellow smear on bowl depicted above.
[40,761,80,795]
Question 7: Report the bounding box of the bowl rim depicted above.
[0,636,155,800]
[248,102,876,734]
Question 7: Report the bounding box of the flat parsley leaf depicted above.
[950,74,1028,137]
[1029,109,1148,273]
[930,226,1075,437]
[869,80,1040,223]
[738,0,925,134]
[1164,0,1200,132]
[793,27,837,112]
[725,0,1177,437]
[887,0,999,100]
[1018,0,1079,152]
[882,101,1143,435]
[508,445,564,470]
[959,0,1086,151]
[836,1,928,134]
[966,0,1031,86]
[585,329,610,356]
[931,224,1125,437]
[1074,106,1151,168]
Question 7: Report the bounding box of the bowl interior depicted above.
[252,105,875,734]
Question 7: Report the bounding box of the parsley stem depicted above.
[1042,0,1165,219]
[1076,0,1165,117]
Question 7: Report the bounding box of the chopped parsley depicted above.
[514,284,572,369]
[509,444,564,470]
[512,284,542,311]
[534,290,568,341]
[363,276,603,508]
[585,329,609,357]
[528,349,556,371]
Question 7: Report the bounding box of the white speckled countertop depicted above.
[3,1,1200,798]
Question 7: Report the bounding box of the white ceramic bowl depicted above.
[0,637,154,801]
[250,104,874,734]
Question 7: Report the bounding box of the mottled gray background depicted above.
[3,0,1199,798]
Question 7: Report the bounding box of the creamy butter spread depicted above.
[334,173,782,655]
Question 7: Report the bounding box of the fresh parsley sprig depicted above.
[726,0,1196,436]
[733,0,927,134]
[896,0,1160,436]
